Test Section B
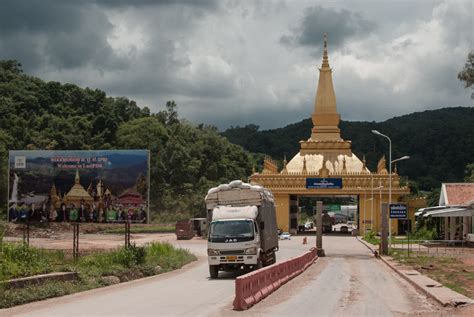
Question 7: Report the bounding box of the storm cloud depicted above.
[0,0,471,130]
[280,6,375,51]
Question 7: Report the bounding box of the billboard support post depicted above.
[125,221,131,248]
[23,217,30,246]
[147,151,151,224]
[6,162,10,222]
[73,223,79,261]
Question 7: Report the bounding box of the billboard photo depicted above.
[8,150,150,224]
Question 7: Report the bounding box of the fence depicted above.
[390,239,473,256]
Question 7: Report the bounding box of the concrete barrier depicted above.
[233,248,317,310]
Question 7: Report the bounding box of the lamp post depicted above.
[357,187,366,233]
[372,129,393,251]
[371,129,410,251]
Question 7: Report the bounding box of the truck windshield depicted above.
[209,220,254,242]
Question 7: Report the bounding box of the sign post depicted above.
[316,201,325,257]
[381,203,388,255]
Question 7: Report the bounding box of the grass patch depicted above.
[389,249,473,298]
[362,231,380,245]
[0,242,196,308]
[103,225,175,234]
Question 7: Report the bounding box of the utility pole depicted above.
[316,201,325,257]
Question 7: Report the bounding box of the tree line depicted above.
[222,107,474,193]
[0,61,253,219]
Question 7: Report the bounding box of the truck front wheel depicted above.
[209,265,219,278]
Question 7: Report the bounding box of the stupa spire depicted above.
[75,169,80,184]
[311,33,342,142]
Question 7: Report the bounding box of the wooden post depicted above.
[124,221,131,248]
[316,201,325,257]
[73,223,79,261]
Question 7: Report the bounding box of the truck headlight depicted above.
[244,247,257,255]
[207,248,220,256]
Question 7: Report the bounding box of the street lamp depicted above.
[372,129,394,250]
[371,130,410,251]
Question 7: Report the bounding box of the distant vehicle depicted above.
[175,220,194,240]
[305,222,313,230]
[279,232,291,240]
[190,218,208,236]
[340,225,349,234]
[205,180,279,278]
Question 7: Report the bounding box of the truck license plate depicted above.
[226,256,237,261]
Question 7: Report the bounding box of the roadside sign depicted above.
[389,204,408,219]
[306,178,343,189]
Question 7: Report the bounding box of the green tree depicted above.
[458,52,474,89]
[464,163,474,182]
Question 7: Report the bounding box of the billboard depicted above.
[7,150,150,223]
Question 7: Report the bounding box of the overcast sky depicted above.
[1,0,472,130]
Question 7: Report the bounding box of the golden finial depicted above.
[322,32,330,68]
[394,163,398,174]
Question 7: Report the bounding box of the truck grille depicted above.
[219,250,244,255]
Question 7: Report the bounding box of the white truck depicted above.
[205,180,279,278]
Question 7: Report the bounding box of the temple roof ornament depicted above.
[318,159,330,177]
[302,156,308,174]
[362,155,368,173]
[377,155,388,174]
[342,157,347,173]
[281,155,288,174]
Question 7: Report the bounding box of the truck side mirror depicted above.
[260,222,265,230]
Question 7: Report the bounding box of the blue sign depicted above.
[306,178,343,189]
[389,204,408,219]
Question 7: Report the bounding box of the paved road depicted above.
[243,236,441,317]
[2,235,443,317]
[2,235,310,317]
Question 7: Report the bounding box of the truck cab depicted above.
[208,217,262,277]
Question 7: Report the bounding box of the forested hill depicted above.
[222,107,474,191]
[0,61,253,217]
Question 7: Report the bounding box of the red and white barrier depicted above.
[233,248,317,310]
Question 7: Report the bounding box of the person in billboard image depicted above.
[49,205,57,222]
[59,204,68,222]
[18,202,28,222]
[98,206,105,223]
[41,203,48,222]
[69,204,79,222]
[8,203,18,222]
[79,200,88,222]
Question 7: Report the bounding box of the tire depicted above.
[256,257,263,270]
[209,265,219,279]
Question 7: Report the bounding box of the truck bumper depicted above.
[208,254,258,266]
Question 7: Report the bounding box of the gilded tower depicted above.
[250,34,411,233]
